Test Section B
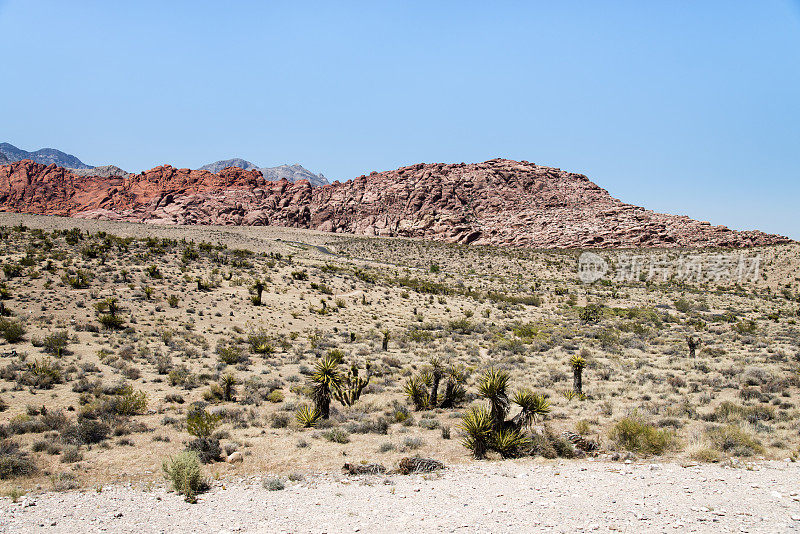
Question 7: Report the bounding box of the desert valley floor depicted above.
[0,213,798,532]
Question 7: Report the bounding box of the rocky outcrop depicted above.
[0,158,791,248]
[69,165,130,179]
[200,159,329,187]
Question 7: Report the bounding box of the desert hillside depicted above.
[0,159,791,248]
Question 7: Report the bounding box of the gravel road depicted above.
[2,459,799,533]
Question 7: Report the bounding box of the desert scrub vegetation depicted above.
[609,415,674,455]
[0,219,799,488]
[162,451,207,503]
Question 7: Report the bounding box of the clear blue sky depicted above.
[1,1,798,238]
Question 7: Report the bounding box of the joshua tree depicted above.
[403,375,429,411]
[311,350,344,419]
[333,362,371,406]
[220,374,236,402]
[251,280,265,306]
[511,388,550,430]
[96,297,124,329]
[477,368,510,432]
[439,364,468,408]
[428,357,444,408]
[686,335,701,358]
[570,354,586,395]
[569,354,586,395]
[381,329,390,351]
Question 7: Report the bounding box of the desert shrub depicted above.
[528,427,575,459]
[155,354,173,375]
[185,437,222,464]
[270,413,290,429]
[42,330,70,356]
[217,344,245,365]
[711,401,774,424]
[248,330,275,355]
[447,318,475,334]
[705,425,764,457]
[579,304,603,323]
[60,446,83,463]
[0,440,37,479]
[62,418,110,445]
[609,415,673,455]
[0,318,26,343]
[102,386,148,416]
[733,320,757,336]
[322,428,350,443]
[52,472,79,491]
[19,358,62,389]
[263,477,285,491]
[98,314,125,330]
[295,405,321,428]
[8,415,47,435]
[266,390,284,403]
[186,407,220,439]
[346,417,389,435]
[401,437,424,451]
[418,417,440,430]
[162,452,207,503]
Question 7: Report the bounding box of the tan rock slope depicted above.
[0,158,790,248]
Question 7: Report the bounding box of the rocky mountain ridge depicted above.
[200,159,329,187]
[0,143,92,169]
[0,158,790,248]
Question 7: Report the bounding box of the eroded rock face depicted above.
[0,158,791,248]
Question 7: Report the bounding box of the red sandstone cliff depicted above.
[0,158,790,248]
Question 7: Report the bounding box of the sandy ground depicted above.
[2,460,800,533]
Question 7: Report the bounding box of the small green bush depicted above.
[0,318,26,343]
[322,428,350,443]
[263,477,285,491]
[609,415,673,455]
[162,452,207,503]
[705,425,764,457]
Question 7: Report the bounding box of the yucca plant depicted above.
[427,357,444,408]
[251,279,265,306]
[295,405,321,428]
[248,329,275,355]
[95,297,124,330]
[511,388,550,430]
[477,368,510,432]
[311,350,344,418]
[403,375,430,411]
[381,329,390,351]
[569,354,586,394]
[459,405,493,459]
[492,427,531,459]
[220,374,236,402]
[333,362,371,407]
[439,364,468,408]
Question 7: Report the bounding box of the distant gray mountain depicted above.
[199,158,259,173]
[69,165,130,178]
[0,142,92,169]
[0,151,9,165]
[200,159,329,187]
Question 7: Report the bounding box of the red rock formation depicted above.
[0,158,791,248]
